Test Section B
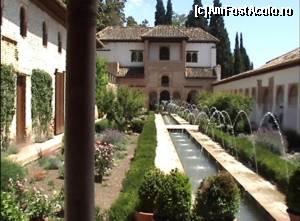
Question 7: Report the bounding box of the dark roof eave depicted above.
[213,58,300,86]
[31,0,66,27]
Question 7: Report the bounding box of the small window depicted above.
[58,32,62,53]
[20,6,27,37]
[161,76,169,87]
[186,51,198,63]
[42,21,48,47]
[131,50,143,62]
[160,47,170,60]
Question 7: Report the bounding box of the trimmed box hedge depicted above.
[201,127,298,192]
[108,113,157,221]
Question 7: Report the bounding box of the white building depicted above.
[213,48,300,134]
[97,26,219,108]
[1,0,67,145]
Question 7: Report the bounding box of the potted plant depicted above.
[192,171,241,221]
[136,168,164,221]
[286,169,300,221]
[154,169,191,221]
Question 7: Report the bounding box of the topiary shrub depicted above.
[1,157,26,191]
[138,168,164,213]
[0,64,16,151]
[31,69,53,142]
[154,169,191,221]
[286,169,300,214]
[193,172,241,221]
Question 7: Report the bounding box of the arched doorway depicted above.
[160,90,170,103]
[262,88,270,114]
[149,91,158,110]
[187,90,197,104]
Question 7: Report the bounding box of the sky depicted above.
[124,0,300,68]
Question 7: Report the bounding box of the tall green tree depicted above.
[97,0,126,31]
[155,0,166,26]
[172,13,187,27]
[233,33,241,75]
[239,33,251,72]
[165,0,173,25]
[126,16,138,26]
[185,0,208,30]
[209,0,233,79]
[140,19,149,27]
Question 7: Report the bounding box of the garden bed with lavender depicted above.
[1,129,139,221]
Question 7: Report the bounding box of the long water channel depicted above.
[163,115,271,221]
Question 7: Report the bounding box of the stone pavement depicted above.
[8,134,63,166]
[169,114,289,221]
[154,114,184,173]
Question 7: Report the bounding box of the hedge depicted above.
[108,113,156,221]
[201,127,298,192]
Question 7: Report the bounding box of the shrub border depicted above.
[108,113,156,220]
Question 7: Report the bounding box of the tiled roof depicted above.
[185,67,217,79]
[182,27,219,42]
[97,26,150,41]
[262,48,300,68]
[141,25,188,39]
[117,67,145,78]
[97,26,218,42]
[213,47,300,85]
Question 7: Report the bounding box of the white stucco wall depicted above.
[213,65,300,134]
[97,42,144,67]
[1,0,66,142]
[186,43,216,67]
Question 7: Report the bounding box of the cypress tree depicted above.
[239,33,251,72]
[233,32,241,75]
[209,0,233,79]
[155,0,166,26]
[186,0,208,30]
[165,0,173,25]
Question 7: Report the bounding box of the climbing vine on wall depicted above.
[31,69,53,142]
[0,64,16,151]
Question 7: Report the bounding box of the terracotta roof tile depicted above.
[97,26,218,42]
[97,26,150,41]
[141,25,188,39]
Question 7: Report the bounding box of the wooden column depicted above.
[65,0,96,221]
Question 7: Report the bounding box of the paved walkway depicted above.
[169,114,289,221]
[154,114,184,173]
[8,134,63,166]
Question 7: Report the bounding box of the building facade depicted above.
[1,0,67,145]
[213,48,300,134]
[97,26,220,109]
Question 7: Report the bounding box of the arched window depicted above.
[42,21,48,46]
[159,46,170,60]
[187,90,197,104]
[288,84,298,106]
[58,32,62,53]
[20,6,27,37]
[161,76,169,87]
